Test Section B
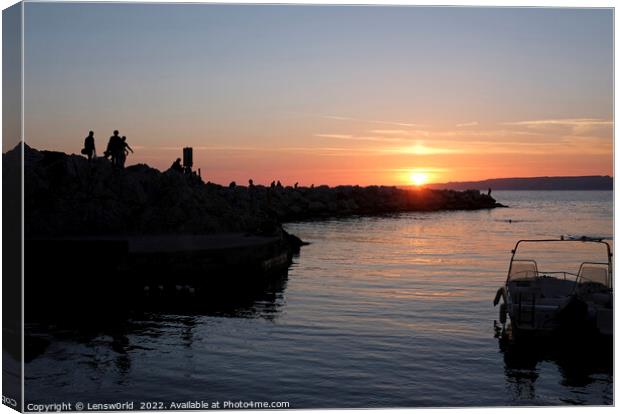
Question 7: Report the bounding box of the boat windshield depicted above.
[508,240,612,287]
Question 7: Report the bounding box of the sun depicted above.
[409,172,429,187]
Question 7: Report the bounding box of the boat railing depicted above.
[508,265,611,287]
[507,260,582,283]
[533,271,580,281]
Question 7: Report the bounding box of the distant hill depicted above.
[425,176,613,191]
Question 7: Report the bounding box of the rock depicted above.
[283,231,309,253]
[6,145,504,243]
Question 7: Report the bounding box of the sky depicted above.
[12,3,614,186]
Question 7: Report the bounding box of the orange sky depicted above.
[11,5,614,186]
[118,116,613,186]
[19,115,614,187]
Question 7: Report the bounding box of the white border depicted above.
[0,2,617,414]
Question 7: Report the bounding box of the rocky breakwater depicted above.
[16,144,503,241]
[7,144,505,315]
[239,184,503,222]
[10,144,302,315]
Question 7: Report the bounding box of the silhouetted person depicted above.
[294,182,298,189]
[488,188,492,196]
[248,179,254,188]
[105,130,122,165]
[81,131,96,160]
[171,158,183,173]
[276,180,283,188]
[270,181,276,189]
[118,136,133,168]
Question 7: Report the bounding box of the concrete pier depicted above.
[25,233,293,318]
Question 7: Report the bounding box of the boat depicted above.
[493,238,613,338]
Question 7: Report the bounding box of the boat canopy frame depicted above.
[507,238,613,288]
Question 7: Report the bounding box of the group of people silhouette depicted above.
[81,130,133,168]
[268,180,299,189]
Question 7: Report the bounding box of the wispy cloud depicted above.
[315,133,407,143]
[377,137,612,157]
[323,115,423,128]
[313,134,353,139]
[369,129,410,134]
[455,121,478,128]
[501,118,613,138]
[389,167,450,173]
[430,129,544,139]
[379,142,461,155]
[155,115,612,161]
[502,118,612,127]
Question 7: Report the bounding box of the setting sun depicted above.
[409,172,429,187]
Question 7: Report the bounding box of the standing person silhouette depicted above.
[118,136,134,168]
[81,130,96,160]
[105,130,122,166]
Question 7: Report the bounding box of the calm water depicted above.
[25,191,613,407]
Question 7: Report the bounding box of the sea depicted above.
[24,191,613,407]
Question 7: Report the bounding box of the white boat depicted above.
[493,238,613,337]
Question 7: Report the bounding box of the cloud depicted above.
[323,115,423,128]
[380,142,461,155]
[431,129,543,139]
[315,133,407,143]
[377,137,613,157]
[369,129,410,134]
[502,118,612,127]
[501,118,613,139]
[314,134,353,139]
[389,167,450,173]
[455,121,478,127]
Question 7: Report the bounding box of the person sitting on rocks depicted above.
[81,131,96,160]
[170,158,183,173]
[117,136,133,168]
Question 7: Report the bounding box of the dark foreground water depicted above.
[25,191,613,407]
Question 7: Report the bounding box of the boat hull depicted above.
[503,277,612,338]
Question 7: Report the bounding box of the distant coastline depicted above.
[423,176,613,191]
